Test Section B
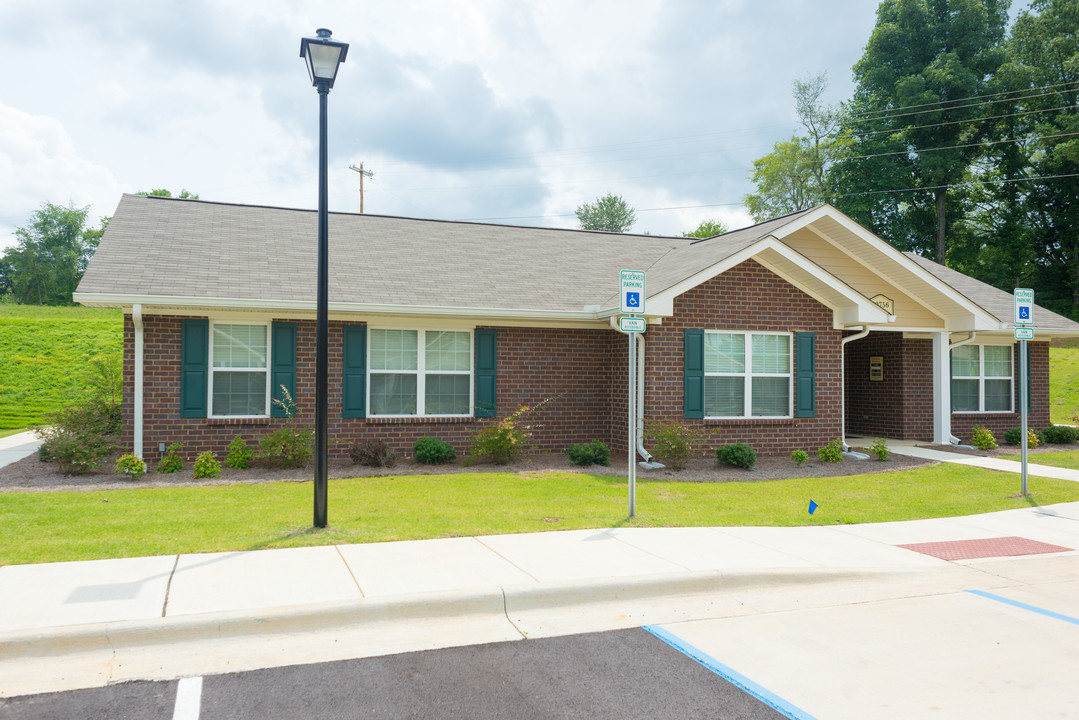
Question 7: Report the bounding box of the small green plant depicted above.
[790,449,808,466]
[818,438,845,463]
[257,386,313,468]
[114,452,147,480]
[414,436,457,465]
[566,440,610,467]
[225,435,254,469]
[1040,425,1079,444]
[716,443,756,470]
[970,425,998,451]
[34,398,119,475]
[193,451,221,479]
[469,402,548,465]
[644,419,706,471]
[868,438,890,461]
[157,442,185,473]
[349,439,398,467]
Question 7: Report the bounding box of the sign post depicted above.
[1015,288,1034,496]
[620,271,646,518]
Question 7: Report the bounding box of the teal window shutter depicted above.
[684,328,704,419]
[342,325,367,418]
[475,329,497,418]
[271,322,297,417]
[180,319,208,418]
[795,332,816,418]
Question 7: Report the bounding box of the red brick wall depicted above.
[641,260,842,456]
[844,332,934,440]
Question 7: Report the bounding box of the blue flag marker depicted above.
[808,500,818,515]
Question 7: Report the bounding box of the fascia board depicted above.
[773,205,1000,327]
[72,292,604,322]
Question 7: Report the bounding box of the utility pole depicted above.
[349,162,374,213]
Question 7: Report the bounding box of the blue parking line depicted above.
[966,590,1079,626]
[643,625,818,720]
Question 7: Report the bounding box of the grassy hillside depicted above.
[1050,345,1079,425]
[0,304,123,430]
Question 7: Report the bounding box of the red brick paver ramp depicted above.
[898,536,1073,561]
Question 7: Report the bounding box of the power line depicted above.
[829,171,1079,199]
[835,102,1079,141]
[837,130,1079,163]
[845,80,1079,124]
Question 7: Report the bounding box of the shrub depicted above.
[114,453,147,480]
[1041,425,1079,444]
[790,449,808,466]
[644,419,705,471]
[818,438,844,463]
[469,402,548,465]
[869,438,890,462]
[414,436,456,465]
[257,386,313,468]
[35,399,118,475]
[716,443,756,470]
[1003,427,1022,446]
[566,440,610,467]
[225,435,254,470]
[157,442,185,473]
[350,439,398,467]
[193,451,221,479]
[970,425,998,451]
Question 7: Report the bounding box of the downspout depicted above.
[840,326,871,456]
[133,304,144,460]
[947,332,977,446]
[636,335,663,469]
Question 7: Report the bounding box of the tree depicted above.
[575,194,636,232]
[136,189,200,199]
[744,73,846,222]
[830,0,1010,262]
[0,202,102,305]
[682,219,730,238]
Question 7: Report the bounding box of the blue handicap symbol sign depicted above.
[1019,306,1030,320]
[626,292,640,308]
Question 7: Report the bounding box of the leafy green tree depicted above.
[0,202,104,305]
[682,219,730,238]
[830,0,1009,262]
[575,193,636,232]
[135,188,200,199]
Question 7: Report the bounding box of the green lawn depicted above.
[1050,345,1079,424]
[0,304,122,430]
[998,450,1079,469]
[3,464,1078,566]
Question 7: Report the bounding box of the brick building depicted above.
[74,194,1079,463]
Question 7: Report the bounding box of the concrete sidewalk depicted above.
[889,439,1079,482]
[2,502,1078,699]
[0,430,41,470]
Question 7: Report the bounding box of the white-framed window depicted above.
[368,328,472,417]
[210,322,270,417]
[952,344,1013,413]
[704,331,792,418]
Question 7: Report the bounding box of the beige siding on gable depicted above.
[781,228,944,329]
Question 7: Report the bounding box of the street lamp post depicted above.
[300,28,348,529]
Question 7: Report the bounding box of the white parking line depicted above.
[172,676,202,720]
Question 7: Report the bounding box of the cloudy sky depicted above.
[0,0,884,251]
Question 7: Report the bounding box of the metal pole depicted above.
[1020,339,1028,496]
[628,329,636,517]
[314,82,330,528]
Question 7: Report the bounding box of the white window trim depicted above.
[208,321,272,419]
[367,327,474,418]
[951,343,1014,414]
[704,331,793,419]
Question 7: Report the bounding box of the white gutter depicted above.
[133,304,144,460]
[946,332,977,446]
[609,317,662,468]
[840,326,871,454]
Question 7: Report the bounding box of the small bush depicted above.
[157,442,185,473]
[1041,425,1079,444]
[115,453,147,480]
[469,402,547,465]
[1003,427,1022,445]
[193,451,221,479]
[566,440,610,467]
[716,443,756,469]
[869,438,890,462]
[970,425,998,451]
[257,386,313,468]
[644,419,706,471]
[225,435,254,470]
[35,400,118,475]
[414,436,456,465]
[818,438,844,463]
[350,439,398,467]
[790,449,808,466]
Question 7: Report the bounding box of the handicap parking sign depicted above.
[1019,306,1030,320]
[626,292,640,309]
[620,270,646,314]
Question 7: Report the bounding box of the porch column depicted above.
[932,331,951,444]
